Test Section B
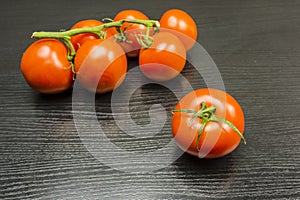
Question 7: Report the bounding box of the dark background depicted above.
[1,0,299,199]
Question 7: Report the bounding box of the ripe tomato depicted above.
[70,19,113,51]
[139,32,186,81]
[160,9,198,51]
[112,9,149,57]
[172,88,246,158]
[20,39,73,94]
[74,38,127,94]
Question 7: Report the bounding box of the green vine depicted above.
[31,19,160,78]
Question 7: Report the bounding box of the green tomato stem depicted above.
[31,19,159,43]
[31,19,160,56]
[172,109,196,114]
[196,121,207,150]
[31,18,160,76]
[210,115,246,144]
[62,38,77,79]
[63,39,76,60]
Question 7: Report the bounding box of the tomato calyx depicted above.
[172,102,246,150]
[111,18,159,48]
[135,26,155,48]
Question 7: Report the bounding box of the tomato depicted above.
[112,9,149,57]
[139,32,186,81]
[70,19,113,51]
[74,38,127,94]
[172,88,246,158]
[160,9,198,51]
[20,39,73,94]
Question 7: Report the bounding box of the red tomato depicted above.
[70,19,113,51]
[20,39,73,94]
[74,38,127,94]
[112,9,149,57]
[172,88,246,158]
[160,9,198,51]
[139,32,186,81]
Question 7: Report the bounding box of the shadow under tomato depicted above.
[175,150,236,171]
[170,149,237,197]
[33,87,73,114]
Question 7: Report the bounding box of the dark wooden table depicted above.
[1,0,299,199]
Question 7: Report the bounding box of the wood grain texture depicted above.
[0,0,299,199]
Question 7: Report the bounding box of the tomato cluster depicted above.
[20,9,197,94]
[20,9,246,159]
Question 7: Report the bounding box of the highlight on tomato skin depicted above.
[20,39,74,94]
[172,88,245,159]
[139,31,187,82]
[74,38,127,94]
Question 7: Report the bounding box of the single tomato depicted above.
[74,38,127,94]
[112,9,150,57]
[20,39,73,94]
[139,32,186,81]
[70,19,113,51]
[160,9,197,51]
[172,88,246,158]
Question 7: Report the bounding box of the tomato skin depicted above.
[172,88,245,158]
[112,10,149,57]
[70,19,113,51]
[74,38,127,94]
[20,39,73,94]
[160,9,197,51]
[139,32,186,81]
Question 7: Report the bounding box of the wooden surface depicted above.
[1,0,300,199]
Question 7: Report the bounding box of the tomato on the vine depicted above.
[139,32,186,81]
[70,19,113,51]
[74,38,127,94]
[160,9,197,51]
[172,88,246,158]
[112,9,150,57]
[20,39,73,94]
